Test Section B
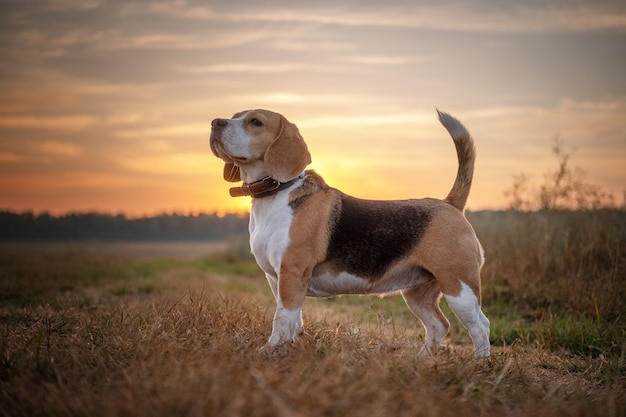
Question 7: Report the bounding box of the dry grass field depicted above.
[1,210,624,416]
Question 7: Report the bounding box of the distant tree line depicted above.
[0,211,250,241]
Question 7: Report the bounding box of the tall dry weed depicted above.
[472,210,624,321]
[469,209,625,356]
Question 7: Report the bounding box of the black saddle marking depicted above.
[326,195,433,279]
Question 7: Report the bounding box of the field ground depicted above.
[0,237,624,416]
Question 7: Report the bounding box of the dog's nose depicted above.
[211,118,228,129]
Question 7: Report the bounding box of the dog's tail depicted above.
[437,110,476,212]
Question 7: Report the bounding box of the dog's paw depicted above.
[258,341,293,357]
[418,343,450,359]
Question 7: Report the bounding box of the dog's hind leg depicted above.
[402,280,450,357]
[443,282,490,358]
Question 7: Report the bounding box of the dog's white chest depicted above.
[249,193,294,278]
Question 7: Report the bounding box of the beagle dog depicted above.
[210,109,490,358]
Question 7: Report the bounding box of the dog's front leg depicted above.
[265,273,278,300]
[265,268,308,347]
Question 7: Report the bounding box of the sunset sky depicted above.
[1,0,625,216]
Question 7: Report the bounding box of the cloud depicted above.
[38,0,100,12]
[232,92,362,105]
[341,55,436,65]
[38,140,83,157]
[183,63,310,74]
[0,171,145,192]
[267,38,353,52]
[138,1,626,33]
[116,153,213,176]
[0,152,22,163]
[0,116,98,130]
[112,123,209,139]
[297,112,436,129]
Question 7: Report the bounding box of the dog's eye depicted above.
[249,118,263,127]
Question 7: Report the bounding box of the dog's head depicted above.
[210,109,311,183]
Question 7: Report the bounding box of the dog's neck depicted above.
[229,175,302,198]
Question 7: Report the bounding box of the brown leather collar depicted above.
[229,175,302,198]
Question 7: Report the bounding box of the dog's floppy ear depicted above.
[265,116,311,182]
[223,162,241,182]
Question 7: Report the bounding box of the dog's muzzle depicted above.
[209,119,228,157]
[211,118,228,130]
